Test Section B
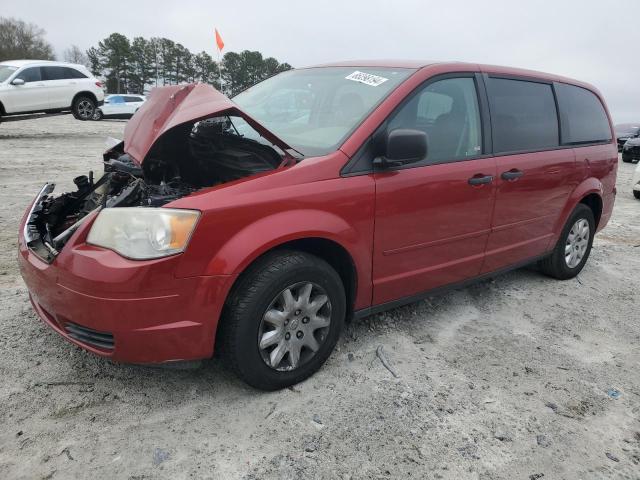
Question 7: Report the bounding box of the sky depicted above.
[3,0,639,123]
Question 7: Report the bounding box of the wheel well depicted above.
[72,91,97,106]
[229,238,358,320]
[580,193,603,227]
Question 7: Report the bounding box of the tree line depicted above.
[0,17,292,97]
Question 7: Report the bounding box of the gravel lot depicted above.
[0,115,639,480]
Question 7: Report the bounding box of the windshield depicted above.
[233,67,415,156]
[0,65,18,83]
[615,125,640,136]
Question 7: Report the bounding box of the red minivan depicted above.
[18,61,617,390]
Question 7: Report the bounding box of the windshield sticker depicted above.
[345,71,389,87]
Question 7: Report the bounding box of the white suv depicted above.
[0,60,105,121]
[94,94,146,120]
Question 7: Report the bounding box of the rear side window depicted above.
[487,78,559,153]
[41,66,64,80]
[555,83,611,144]
[16,67,42,83]
[42,66,87,80]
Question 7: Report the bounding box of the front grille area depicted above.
[64,323,115,351]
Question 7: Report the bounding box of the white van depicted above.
[0,60,105,120]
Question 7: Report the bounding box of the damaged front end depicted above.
[23,84,295,263]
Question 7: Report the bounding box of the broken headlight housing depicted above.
[87,208,200,260]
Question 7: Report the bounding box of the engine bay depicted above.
[24,116,285,262]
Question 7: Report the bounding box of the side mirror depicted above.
[374,129,428,169]
[11,78,25,86]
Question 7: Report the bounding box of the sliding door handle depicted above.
[468,174,494,186]
[501,169,524,181]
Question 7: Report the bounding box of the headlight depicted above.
[87,208,200,259]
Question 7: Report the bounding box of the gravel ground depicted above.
[0,115,639,480]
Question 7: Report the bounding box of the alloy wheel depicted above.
[77,100,95,120]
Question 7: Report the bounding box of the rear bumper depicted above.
[18,207,235,363]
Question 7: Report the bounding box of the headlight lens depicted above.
[87,208,200,259]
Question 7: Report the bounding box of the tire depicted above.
[634,190,640,200]
[218,250,346,390]
[622,155,632,163]
[539,203,595,280]
[92,109,103,121]
[72,95,96,120]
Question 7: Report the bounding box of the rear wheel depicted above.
[539,204,595,279]
[634,190,640,200]
[218,250,346,390]
[72,96,96,120]
[622,155,632,163]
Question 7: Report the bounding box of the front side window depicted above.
[387,77,482,163]
[108,96,125,104]
[556,83,612,144]
[16,67,42,83]
[124,96,143,103]
[487,78,559,153]
[0,65,18,83]
[233,67,415,156]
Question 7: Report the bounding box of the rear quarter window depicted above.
[555,83,611,144]
[486,77,559,153]
[65,67,88,79]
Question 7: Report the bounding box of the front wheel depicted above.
[539,204,595,279]
[218,250,346,390]
[72,96,96,120]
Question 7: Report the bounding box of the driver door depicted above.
[4,67,49,113]
[372,75,497,305]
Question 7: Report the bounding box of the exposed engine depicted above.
[25,116,284,262]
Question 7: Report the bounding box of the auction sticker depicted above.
[345,71,389,87]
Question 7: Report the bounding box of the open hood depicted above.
[123,83,293,163]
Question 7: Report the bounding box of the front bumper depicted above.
[18,197,235,363]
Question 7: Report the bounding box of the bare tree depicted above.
[0,17,55,62]
[63,45,89,67]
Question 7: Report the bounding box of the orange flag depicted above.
[215,28,225,51]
